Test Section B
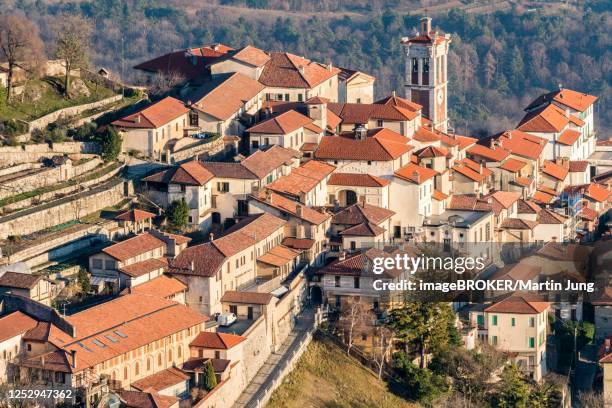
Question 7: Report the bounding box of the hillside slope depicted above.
[266,334,417,408]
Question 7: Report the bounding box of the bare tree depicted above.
[148,71,185,97]
[0,14,45,102]
[577,391,604,408]
[53,15,92,98]
[338,298,372,355]
[370,325,394,379]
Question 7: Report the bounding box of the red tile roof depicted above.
[143,161,214,186]
[130,275,187,298]
[258,245,301,267]
[415,145,450,158]
[281,237,315,250]
[0,311,38,342]
[328,101,419,123]
[518,104,569,133]
[500,158,528,173]
[569,161,589,172]
[102,233,166,261]
[191,72,265,121]
[557,129,581,145]
[266,160,335,197]
[467,144,509,162]
[488,191,522,210]
[251,191,330,225]
[532,190,556,204]
[413,126,441,143]
[527,88,598,113]
[496,130,547,160]
[212,213,286,257]
[119,390,178,408]
[115,209,156,222]
[258,51,339,89]
[375,94,422,112]
[484,293,549,314]
[240,145,299,179]
[229,45,270,67]
[316,129,412,161]
[328,173,390,187]
[585,183,611,202]
[190,331,246,349]
[112,97,189,129]
[246,110,313,134]
[452,159,490,182]
[455,135,478,150]
[0,272,42,289]
[501,218,537,230]
[517,199,541,214]
[132,366,190,393]
[332,203,395,226]
[340,222,385,237]
[119,258,167,278]
[538,208,568,224]
[394,163,438,184]
[432,190,449,201]
[541,160,569,181]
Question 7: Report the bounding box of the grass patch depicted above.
[266,334,416,408]
[79,198,132,223]
[0,76,117,122]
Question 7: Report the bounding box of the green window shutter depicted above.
[529,337,535,348]
[511,317,515,327]
[492,315,498,326]
[477,315,484,326]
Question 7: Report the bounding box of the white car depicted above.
[217,312,237,327]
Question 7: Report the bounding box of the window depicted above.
[252,140,259,148]
[215,350,221,359]
[476,315,484,326]
[217,182,230,192]
[356,98,361,104]
[147,358,151,371]
[92,259,103,269]
[492,315,498,326]
[335,276,341,287]
[350,241,356,250]
[124,366,128,380]
[284,94,289,101]
[354,277,360,288]
[377,119,383,127]
[412,58,418,73]
[492,336,498,345]
[298,94,303,102]
[529,337,535,348]
[277,94,283,100]
[529,317,535,327]
[27,344,32,351]
[511,317,516,327]
[134,362,139,376]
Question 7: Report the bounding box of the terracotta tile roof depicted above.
[489,262,542,283]
[0,311,38,342]
[394,163,438,184]
[557,129,581,145]
[340,222,385,237]
[119,390,178,408]
[517,199,541,214]
[112,97,189,129]
[259,52,339,89]
[448,194,493,212]
[304,122,323,133]
[115,209,156,222]
[526,88,598,113]
[432,190,448,201]
[487,191,522,210]
[579,206,598,221]
[415,145,450,158]
[190,72,265,121]
[20,294,209,373]
[328,101,419,123]
[212,213,286,257]
[332,203,395,226]
[240,145,300,179]
[538,208,568,224]
[133,43,233,79]
[375,94,422,112]
[328,173,390,187]
[496,130,547,160]
[317,247,416,279]
[251,191,330,225]
[439,133,460,147]
[500,158,528,173]
[246,110,313,134]
[258,245,301,267]
[102,233,166,262]
[413,126,441,142]
[569,161,589,172]
[484,293,549,314]
[132,366,189,392]
[536,242,592,261]
[542,160,569,181]
[229,45,270,67]
[300,142,318,152]
[569,114,585,127]
[467,144,509,162]
[0,272,42,289]
[119,258,167,278]
[130,275,186,298]
[162,232,191,245]
[326,108,342,130]
[143,161,214,186]
[190,331,246,349]
[518,104,569,133]
[267,160,335,197]
[281,237,315,250]
[532,190,556,204]
[585,183,611,202]
[455,135,478,150]
[538,185,557,195]
[220,290,274,305]
[514,176,533,187]
[199,161,257,179]
[170,242,225,277]
[452,159,490,182]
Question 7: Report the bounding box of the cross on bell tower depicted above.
[401,17,452,133]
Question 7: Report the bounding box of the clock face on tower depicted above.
[437,89,444,105]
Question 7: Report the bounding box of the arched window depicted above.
[111,371,116,381]
[177,345,182,359]
[134,362,140,376]
[123,366,128,380]
[157,353,162,367]
[147,358,151,372]
[167,349,173,363]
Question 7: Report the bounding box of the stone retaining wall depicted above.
[0,142,99,167]
[0,179,128,239]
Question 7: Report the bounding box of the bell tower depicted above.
[401,17,451,133]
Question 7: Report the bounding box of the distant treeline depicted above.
[2,0,610,136]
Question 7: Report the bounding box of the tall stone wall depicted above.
[0,142,99,167]
[0,179,128,239]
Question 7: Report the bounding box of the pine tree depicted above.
[496,364,529,408]
[202,359,217,391]
[167,198,190,229]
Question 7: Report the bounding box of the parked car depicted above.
[217,312,237,327]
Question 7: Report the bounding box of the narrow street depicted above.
[233,309,315,408]
[573,343,599,406]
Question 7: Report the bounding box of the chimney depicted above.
[392,90,396,97]
[265,189,272,202]
[338,251,346,261]
[71,350,77,369]
[209,233,214,241]
[190,260,195,271]
[298,66,305,75]
[296,204,303,218]
[606,338,611,353]
[354,125,367,140]
[327,62,333,72]
[135,115,141,124]
[420,17,432,35]
[479,162,484,174]
[412,171,420,184]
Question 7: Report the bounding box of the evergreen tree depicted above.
[202,359,217,391]
[496,364,529,408]
[167,198,189,229]
[98,127,122,162]
[77,268,91,293]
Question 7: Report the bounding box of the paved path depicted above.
[233,309,315,408]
